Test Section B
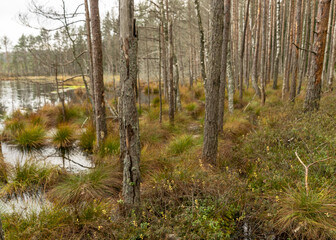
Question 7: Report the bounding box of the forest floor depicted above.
[1,81,336,239]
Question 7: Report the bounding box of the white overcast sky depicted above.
[0,0,140,46]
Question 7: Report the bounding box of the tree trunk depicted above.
[252,0,261,98]
[260,0,267,105]
[159,25,163,123]
[119,0,141,206]
[168,21,175,124]
[304,0,331,112]
[84,0,96,116]
[327,0,336,90]
[194,0,207,82]
[239,0,251,101]
[218,0,231,133]
[202,0,224,164]
[289,0,303,102]
[273,0,281,89]
[90,0,107,148]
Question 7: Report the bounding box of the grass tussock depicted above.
[14,125,46,150]
[79,125,96,153]
[1,161,65,196]
[168,134,194,155]
[98,135,120,158]
[52,124,75,149]
[274,187,336,239]
[47,164,121,207]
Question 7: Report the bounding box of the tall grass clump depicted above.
[52,124,75,149]
[274,186,336,240]
[2,119,25,140]
[48,165,121,207]
[1,161,65,196]
[168,134,193,155]
[14,125,46,150]
[0,158,9,184]
[99,135,120,157]
[79,126,96,153]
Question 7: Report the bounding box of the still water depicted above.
[0,80,92,214]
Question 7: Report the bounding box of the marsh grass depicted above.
[98,135,120,157]
[79,126,96,153]
[168,134,193,155]
[1,161,65,196]
[52,124,75,149]
[274,186,336,239]
[14,125,46,150]
[47,164,121,207]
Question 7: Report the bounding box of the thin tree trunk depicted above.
[252,0,261,98]
[168,21,175,124]
[239,0,251,101]
[159,25,163,123]
[327,0,336,90]
[202,0,224,164]
[304,0,331,112]
[84,0,96,117]
[290,0,303,102]
[218,0,231,132]
[119,0,141,206]
[194,0,207,82]
[260,0,267,105]
[90,0,107,148]
[273,0,281,89]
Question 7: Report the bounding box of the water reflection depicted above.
[0,80,77,116]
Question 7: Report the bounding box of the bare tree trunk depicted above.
[260,0,267,105]
[119,0,141,206]
[273,0,281,89]
[327,0,336,90]
[290,0,303,102]
[160,0,168,99]
[239,0,251,101]
[145,26,151,109]
[282,0,295,100]
[218,0,231,132]
[202,0,224,164]
[304,0,331,112]
[90,0,107,148]
[159,25,163,123]
[252,0,261,98]
[227,48,234,114]
[84,0,96,116]
[194,0,207,82]
[168,21,175,124]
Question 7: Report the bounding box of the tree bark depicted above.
[273,0,281,89]
[327,0,336,90]
[194,0,207,82]
[251,0,261,98]
[119,0,141,206]
[202,0,224,164]
[168,21,175,124]
[289,0,303,102]
[90,0,107,148]
[304,0,331,112]
[218,0,231,132]
[260,0,267,105]
[84,0,96,116]
[239,0,251,101]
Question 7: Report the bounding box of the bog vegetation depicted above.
[0,0,336,239]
